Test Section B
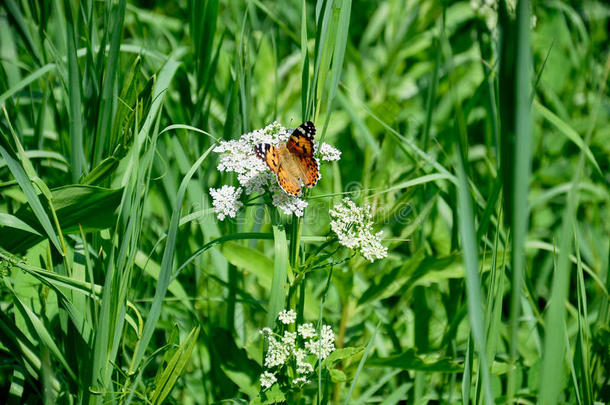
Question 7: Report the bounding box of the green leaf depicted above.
[0,185,123,252]
[367,349,462,372]
[150,326,200,405]
[249,384,285,405]
[266,224,289,327]
[222,242,274,286]
[327,346,365,365]
[0,213,41,235]
[0,142,62,253]
[329,368,347,383]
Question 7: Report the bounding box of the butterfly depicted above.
[254,121,320,197]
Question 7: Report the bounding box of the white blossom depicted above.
[319,142,342,161]
[258,312,336,392]
[304,324,335,360]
[270,183,309,216]
[298,323,317,339]
[282,332,297,352]
[295,348,314,374]
[260,371,277,389]
[264,335,290,368]
[292,376,310,386]
[329,197,388,262]
[209,185,243,220]
[278,309,297,325]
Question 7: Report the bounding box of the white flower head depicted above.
[298,323,317,339]
[258,316,336,392]
[319,142,342,161]
[209,185,243,220]
[292,376,310,386]
[295,348,314,374]
[304,324,336,360]
[264,336,290,368]
[270,182,309,216]
[260,371,277,389]
[329,197,388,262]
[278,309,297,324]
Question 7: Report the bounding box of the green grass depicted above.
[1,0,609,403]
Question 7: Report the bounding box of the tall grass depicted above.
[1,0,609,403]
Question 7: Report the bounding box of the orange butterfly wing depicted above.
[277,165,302,196]
[286,121,320,188]
[255,143,280,174]
[255,142,302,196]
[298,155,320,188]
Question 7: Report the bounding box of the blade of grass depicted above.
[131,143,216,371]
[343,321,381,405]
[266,222,289,327]
[0,63,55,107]
[456,153,493,404]
[64,0,86,181]
[92,0,126,164]
[0,142,62,253]
[504,0,533,399]
[539,53,610,405]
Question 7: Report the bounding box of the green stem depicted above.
[289,213,302,269]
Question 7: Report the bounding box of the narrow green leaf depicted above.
[266,224,289,327]
[0,143,62,252]
[131,143,216,370]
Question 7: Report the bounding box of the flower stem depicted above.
[289,213,302,269]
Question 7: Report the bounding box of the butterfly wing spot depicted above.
[255,143,280,174]
[286,121,316,156]
[277,165,302,196]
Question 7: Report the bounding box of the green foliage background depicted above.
[0,0,609,403]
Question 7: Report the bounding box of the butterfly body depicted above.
[255,121,320,196]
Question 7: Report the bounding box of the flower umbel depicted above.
[258,310,337,392]
[329,197,388,262]
[319,142,342,162]
[260,371,277,389]
[209,185,243,220]
[278,309,297,324]
[304,324,335,360]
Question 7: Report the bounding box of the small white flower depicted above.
[292,376,310,385]
[264,336,290,368]
[294,348,314,374]
[209,185,243,220]
[298,323,316,339]
[319,142,342,161]
[260,371,277,389]
[305,324,335,360]
[329,198,388,262]
[258,327,272,335]
[282,332,297,352]
[270,183,309,216]
[278,309,297,324]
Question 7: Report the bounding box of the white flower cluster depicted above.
[211,122,341,217]
[260,371,277,389]
[319,142,342,161]
[209,185,243,220]
[304,324,336,360]
[258,311,336,390]
[329,197,388,262]
[278,309,297,324]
